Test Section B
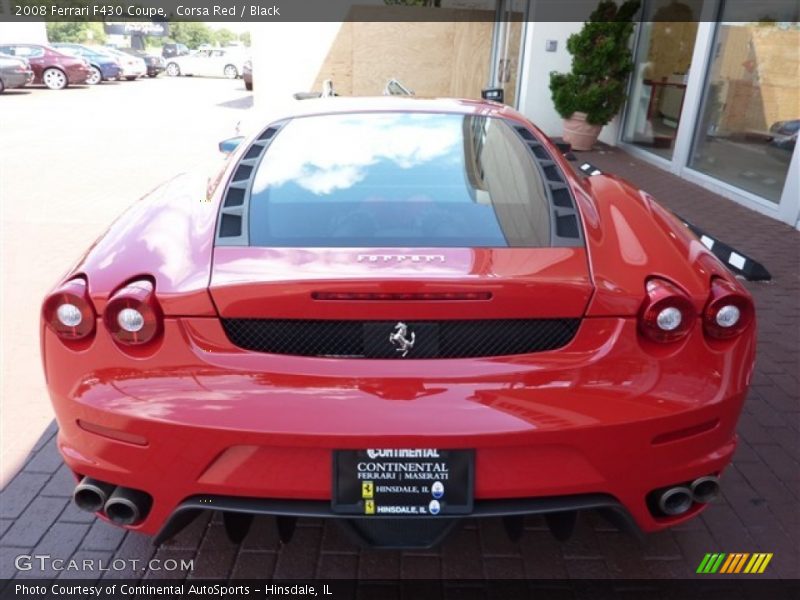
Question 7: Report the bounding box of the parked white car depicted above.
[165,49,246,79]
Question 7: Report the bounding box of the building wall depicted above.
[0,20,47,44]
[251,8,519,111]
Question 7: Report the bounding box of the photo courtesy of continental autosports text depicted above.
[0,0,798,598]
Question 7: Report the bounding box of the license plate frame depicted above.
[332,449,474,516]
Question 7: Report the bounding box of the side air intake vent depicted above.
[216,124,283,245]
[512,124,583,247]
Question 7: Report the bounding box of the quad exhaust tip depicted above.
[657,486,694,516]
[654,475,721,517]
[73,477,115,513]
[73,476,152,526]
[104,487,153,526]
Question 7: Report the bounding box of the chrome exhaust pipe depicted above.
[73,477,115,513]
[657,486,693,516]
[691,476,720,504]
[104,487,152,526]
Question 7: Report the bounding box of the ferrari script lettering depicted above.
[357,254,445,263]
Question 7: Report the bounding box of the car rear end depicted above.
[94,54,121,80]
[144,54,165,77]
[0,56,33,89]
[51,49,92,85]
[41,102,756,548]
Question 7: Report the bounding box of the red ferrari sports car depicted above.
[41,97,756,548]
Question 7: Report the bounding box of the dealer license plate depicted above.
[332,449,474,516]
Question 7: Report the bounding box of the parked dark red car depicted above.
[0,43,91,89]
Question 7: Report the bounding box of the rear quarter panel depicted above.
[576,174,736,316]
[61,172,219,315]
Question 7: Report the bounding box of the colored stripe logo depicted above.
[697,553,773,574]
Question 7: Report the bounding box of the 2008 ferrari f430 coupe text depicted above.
[41,97,755,548]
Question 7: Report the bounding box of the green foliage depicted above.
[549,0,640,126]
[214,28,237,47]
[238,32,251,47]
[46,21,106,44]
[167,22,214,49]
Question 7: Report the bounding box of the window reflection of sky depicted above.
[251,113,464,198]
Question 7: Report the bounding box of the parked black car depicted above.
[120,48,165,78]
[161,43,189,59]
[243,58,252,91]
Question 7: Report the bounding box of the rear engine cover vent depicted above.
[221,318,581,359]
[512,125,583,247]
[217,124,282,244]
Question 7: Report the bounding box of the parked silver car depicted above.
[0,55,34,93]
[165,48,246,79]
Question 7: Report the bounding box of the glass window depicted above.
[689,7,799,203]
[622,1,700,159]
[247,112,553,247]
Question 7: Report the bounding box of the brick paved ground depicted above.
[1,145,798,583]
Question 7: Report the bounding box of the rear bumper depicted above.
[2,71,30,88]
[156,493,638,548]
[44,315,754,543]
[66,66,90,84]
[99,63,121,79]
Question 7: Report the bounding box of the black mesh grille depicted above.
[221,319,580,359]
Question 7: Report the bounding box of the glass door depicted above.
[488,0,527,107]
[622,1,700,160]
[688,8,799,203]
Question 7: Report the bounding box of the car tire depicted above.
[42,68,68,90]
[0,78,5,94]
[125,76,137,81]
[166,63,180,77]
[245,81,252,91]
[86,66,102,85]
[224,64,238,79]
[148,73,159,78]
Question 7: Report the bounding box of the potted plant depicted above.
[549,0,640,150]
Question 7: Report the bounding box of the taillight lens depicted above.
[703,278,754,339]
[104,280,162,345]
[639,278,696,342]
[43,278,96,340]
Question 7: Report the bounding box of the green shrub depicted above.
[549,0,640,126]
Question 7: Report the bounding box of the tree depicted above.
[238,32,251,47]
[46,22,106,44]
[214,28,237,47]
[167,21,213,49]
[549,0,640,126]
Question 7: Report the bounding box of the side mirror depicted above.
[218,136,244,155]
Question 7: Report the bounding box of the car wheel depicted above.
[43,68,68,90]
[166,63,180,77]
[245,81,252,91]
[86,66,102,85]
[148,73,158,78]
[125,76,137,81]
[224,64,238,79]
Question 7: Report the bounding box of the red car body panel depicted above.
[210,247,593,319]
[42,97,756,543]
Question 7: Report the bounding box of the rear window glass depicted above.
[247,112,552,247]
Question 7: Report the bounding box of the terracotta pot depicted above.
[562,112,602,151]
